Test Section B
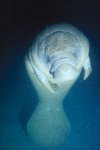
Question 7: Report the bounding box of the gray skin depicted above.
[25,24,92,92]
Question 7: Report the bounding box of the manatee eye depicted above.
[72,52,78,60]
[44,55,51,64]
[71,44,81,60]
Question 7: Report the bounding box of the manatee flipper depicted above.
[83,56,92,80]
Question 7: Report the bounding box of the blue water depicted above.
[0,42,100,150]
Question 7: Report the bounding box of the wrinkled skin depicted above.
[26,24,92,92]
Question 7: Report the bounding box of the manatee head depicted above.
[25,24,92,92]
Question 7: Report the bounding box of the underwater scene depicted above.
[0,1,100,150]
